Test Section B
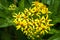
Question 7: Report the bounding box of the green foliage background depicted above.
[0,0,60,40]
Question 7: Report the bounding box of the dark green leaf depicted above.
[48,33,60,40]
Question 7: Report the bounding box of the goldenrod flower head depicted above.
[8,4,16,10]
[13,1,54,40]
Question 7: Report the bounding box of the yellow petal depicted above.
[45,30,48,33]
[16,25,21,30]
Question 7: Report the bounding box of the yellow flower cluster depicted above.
[8,4,16,10]
[13,1,53,40]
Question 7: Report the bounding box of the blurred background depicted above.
[0,0,60,40]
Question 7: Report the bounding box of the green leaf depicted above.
[49,0,60,24]
[0,17,13,28]
[48,33,60,40]
[18,0,24,11]
[0,0,9,7]
[0,3,13,28]
[49,28,59,34]
[24,0,31,8]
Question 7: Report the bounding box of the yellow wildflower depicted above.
[8,4,16,10]
[39,24,49,34]
[39,16,45,23]
[41,8,48,14]
[42,15,52,23]
[13,12,21,19]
